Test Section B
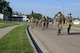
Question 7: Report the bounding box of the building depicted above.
[23,15,29,21]
[73,19,80,25]
[12,15,29,22]
[0,13,4,20]
[0,13,29,22]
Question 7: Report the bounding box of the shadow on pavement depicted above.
[69,32,80,35]
[58,32,80,36]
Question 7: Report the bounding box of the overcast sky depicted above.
[6,0,80,18]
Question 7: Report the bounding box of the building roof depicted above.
[12,17,23,18]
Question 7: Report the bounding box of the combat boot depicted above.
[57,30,60,35]
[68,27,70,35]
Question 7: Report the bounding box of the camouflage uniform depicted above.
[66,13,73,34]
[41,16,46,30]
[55,12,64,35]
[45,17,50,29]
[30,17,35,29]
[35,19,38,27]
[38,19,42,27]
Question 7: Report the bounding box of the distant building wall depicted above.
[3,15,9,20]
[73,20,80,25]
[0,14,29,22]
[12,17,23,21]
[23,15,29,21]
[12,15,29,22]
[0,13,4,20]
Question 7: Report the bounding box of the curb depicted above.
[27,25,43,53]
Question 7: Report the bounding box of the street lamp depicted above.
[56,0,64,14]
[62,0,64,15]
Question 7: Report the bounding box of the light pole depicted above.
[56,0,64,14]
[62,0,64,15]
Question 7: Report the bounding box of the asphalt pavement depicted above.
[29,24,80,53]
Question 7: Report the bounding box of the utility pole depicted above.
[56,0,64,14]
[62,0,64,15]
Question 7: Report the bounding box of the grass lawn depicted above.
[0,23,34,53]
[0,20,20,28]
[72,24,80,28]
[64,24,80,28]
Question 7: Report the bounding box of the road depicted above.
[30,24,80,53]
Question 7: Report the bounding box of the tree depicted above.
[26,11,42,20]
[53,14,58,19]
[0,0,2,13]
[26,14,32,19]
[7,6,12,17]
[31,10,34,14]
[0,0,12,15]
[32,13,42,20]
[12,11,19,15]
[49,18,53,22]
[15,11,19,15]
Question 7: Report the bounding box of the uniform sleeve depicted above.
[30,18,32,22]
[62,16,64,23]
[65,16,68,24]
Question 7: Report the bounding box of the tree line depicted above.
[0,0,12,17]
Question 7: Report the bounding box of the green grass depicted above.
[72,24,80,28]
[0,21,21,28]
[64,24,80,28]
[0,23,34,53]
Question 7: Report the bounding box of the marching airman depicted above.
[66,13,73,35]
[55,12,64,35]
[30,17,35,29]
[41,16,46,30]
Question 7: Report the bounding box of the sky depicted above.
[6,0,80,18]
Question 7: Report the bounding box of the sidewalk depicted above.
[0,25,20,38]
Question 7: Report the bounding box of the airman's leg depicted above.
[68,24,71,35]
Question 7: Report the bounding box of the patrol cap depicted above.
[43,16,45,18]
[58,12,61,14]
[68,13,71,15]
